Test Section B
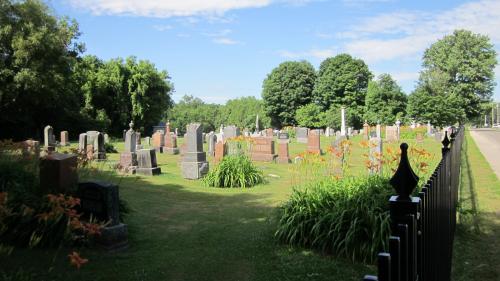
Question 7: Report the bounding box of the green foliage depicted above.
[0,0,83,140]
[220,97,271,130]
[203,155,264,188]
[295,104,327,128]
[262,61,317,127]
[407,73,465,127]
[364,74,407,125]
[76,55,173,136]
[104,143,117,153]
[414,29,497,123]
[313,54,372,128]
[167,95,222,135]
[275,176,392,262]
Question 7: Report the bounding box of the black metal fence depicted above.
[363,126,464,281]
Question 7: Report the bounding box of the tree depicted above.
[74,56,173,135]
[419,29,497,121]
[219,96,270,130]
[126,57,173,133]
[313,54,373,129]
[364,74,407,125]
[295,104,327,128]
[262,61,316,127]
[166,95,222,135]
[0,0,83,140]
[407,70,465,127]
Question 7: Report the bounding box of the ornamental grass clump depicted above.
[275,175,392,263]
[203,155,264,188]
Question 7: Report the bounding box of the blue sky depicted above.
[48,0,500,104]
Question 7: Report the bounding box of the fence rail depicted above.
[363,126,464,281]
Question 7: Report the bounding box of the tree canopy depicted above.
[262,61,316,128]
[411,30,497,124]
[0,0,83,139]
[364,74,407,125]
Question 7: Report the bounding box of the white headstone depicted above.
[340,106,346,136]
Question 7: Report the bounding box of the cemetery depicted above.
[1,1,500,281]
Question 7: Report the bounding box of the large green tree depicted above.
[416,29,497,122]
[364,74,407,125]
[219,96,270,130]
[295,103,327,128]
[262,61,316,128]
[166,95,222,135]
[0,0,83,140]
[313,54,373,129]
[75,56,173,135]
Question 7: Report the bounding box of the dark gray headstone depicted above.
[296,127,308,143]
[136,149,161,176]
[181,123,209,179]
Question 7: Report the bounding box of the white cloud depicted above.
[67,0,271,18]
[213,38,241,45]
[341,0,500,63]
[65,0,316,18]
[278,47,337,60]
[390,71,420,82]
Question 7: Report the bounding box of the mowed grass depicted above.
[452,130,500,281]
[0,134,442,281]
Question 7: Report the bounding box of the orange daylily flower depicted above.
[68,251,88,269]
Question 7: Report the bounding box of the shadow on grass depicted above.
[452,132,500,281]
[0,164,371,281]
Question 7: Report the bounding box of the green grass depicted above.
[452,130,500,281]
[0,134,443,281]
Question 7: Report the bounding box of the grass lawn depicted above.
[0,134,442,281]
[452,130,500,281]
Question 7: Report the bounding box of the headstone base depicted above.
[251,154,277,162]
[136,167,161,176]
[181,161,209,179]
[162,147,180,155]
[96,223,129,251]
[276,157,291,164]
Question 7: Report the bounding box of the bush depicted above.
[104,143,117,153]
[275,175,392,263]
[203,155,264,188]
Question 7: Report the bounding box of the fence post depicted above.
[389,143,420,281]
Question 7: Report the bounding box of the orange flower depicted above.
[83,222,102,236]
[68,251,88,269]
[69,218,83,230]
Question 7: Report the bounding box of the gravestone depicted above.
[340,107,346,136]
[427,121,432,136]
[296,127,308,143]
[86,131,106,160]
[250,137,276,162]
[376,123,381,138]
[145,137,151,146]
[385,126,399,142]
[39,152,78,194]
[22,140,40,159]
[335,131,341,137]
[369,138,383,175]
[77,181,128,251]
[347,127,353,136]
[104,133,110,144]
[163,121,179,154]
[332,135,347,149]
[207,132,216,157]
[136,148,161,176]
[79,133,87,153]
[181,123,209,179]
[363,121,369,140]
[223,125,240,139]
[214,140,226,163]
[44,125,56,151]
[266,128,274,137]
[307,129,321,154]
[152,131,164,153]
[277,137,290,164]
[325,127,331,137]
[395,120,401,139]
[243,128,250,137]
[120,122,138,172]
[369,131,377,139]
[60,131,69,146]
[136,132,141,145]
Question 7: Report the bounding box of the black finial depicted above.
[389,143,419,201]
[442,131,450,148]
[450,127,457,140]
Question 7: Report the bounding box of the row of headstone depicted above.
[78,131,106,160]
